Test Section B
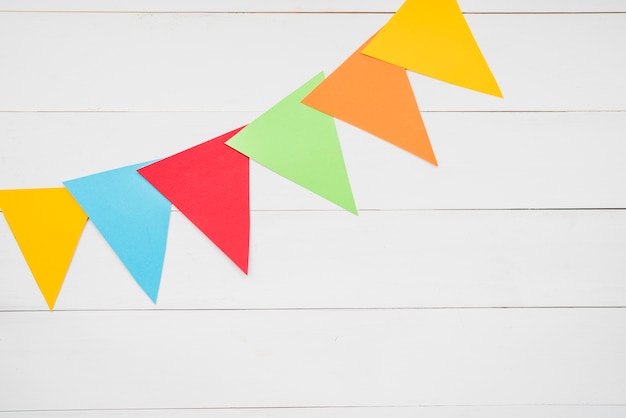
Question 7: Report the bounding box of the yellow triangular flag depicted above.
[0,188,88,310]
[362,0,502,97]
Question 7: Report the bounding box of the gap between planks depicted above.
[0,110,625,114]
[2,10,626,14]
[1,208,626,213]
[2,306,626,314]
[2,402,626,413]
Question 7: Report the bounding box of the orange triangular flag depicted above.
[0,188,88,310]
[302,36,437,165]
[362,0,502,97]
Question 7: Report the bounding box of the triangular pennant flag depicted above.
[362,0,502,97]
[63,162,171,303]
[302,35,437,165]
[0,188,88,310]
[138,127,251,273]
[226,72,357,214]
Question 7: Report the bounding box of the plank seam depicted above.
[2,306,626,314]
[2,403,626,414]
[1,110,626,113]
[1,11,626,14]
[2,208,626,214]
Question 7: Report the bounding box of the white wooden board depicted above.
[1,1,624,416]
[1,210,625,311]
[0,13,625,112]
[1,309,625,410]
[1,112,625,210]
[0,0,625,13]
[4,406,626,418]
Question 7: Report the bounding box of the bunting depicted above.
[64,162,172,302]
[302,35,437,165]
[138,127,251,274]
[0,0,500,308]
[226,72,357,214]
[362,0,502,97]
[0,188,87,310]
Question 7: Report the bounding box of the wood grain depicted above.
[0,13,624,111]
[0,0,625,13]
[1,112,624,209]
[1,308,625,410]
[1,210,624,311]
[1,2,623,416]
[4,406,626,418]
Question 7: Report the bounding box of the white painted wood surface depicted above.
[2,210,625,311]
[1,309,625,410]
[0,0,625,13]
[1,1,625,417]
[1,112,625,209]
[5,407,626,418]
[1,13,625,112]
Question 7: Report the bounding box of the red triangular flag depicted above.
[138,126,250,273]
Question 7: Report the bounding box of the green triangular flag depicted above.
[226,72,357,214]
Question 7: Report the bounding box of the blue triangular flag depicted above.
[63,161,171,302]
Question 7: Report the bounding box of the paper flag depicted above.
[226,72,357,214]
[302,35,437,165]
[138,127,250,273]
[362,0,502,97]
[0,188,87,310]
[63,162,171,303]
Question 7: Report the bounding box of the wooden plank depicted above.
[2,210,625,311]
[0,0,624,13]
[0,13,624,111]
[1,112,624,210]
[3,406,626,417]
[1,308,625,410]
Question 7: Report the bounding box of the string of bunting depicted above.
[0,0,502,310]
